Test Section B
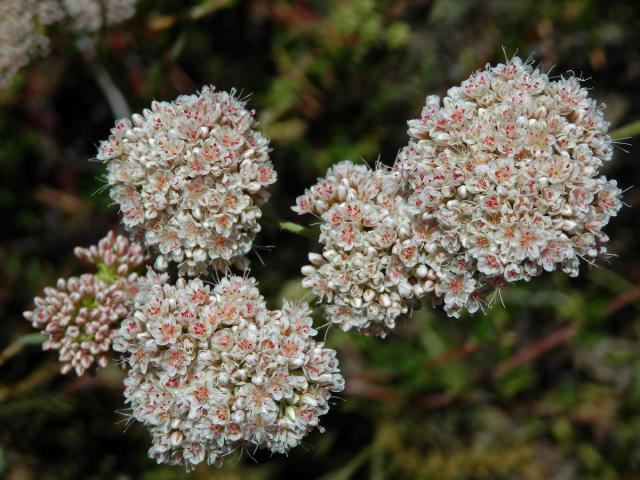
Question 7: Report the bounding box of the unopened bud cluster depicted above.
[99,86,276,276]
[0,0,137,87]
[295,56,622,333]
[75,229,146,286]
[113,272,344,468]
[23,231,145,375]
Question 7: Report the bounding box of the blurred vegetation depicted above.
[2,0,640,478]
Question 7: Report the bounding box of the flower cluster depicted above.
[113,272,344,468]
[0,0,61,87]
[395,56,622,315]
[23,231,145,375]
[295,56,622,328]
[293,161,419,336]
[98,86,276,276]
[0,0,137,87]
[61,0,138,32]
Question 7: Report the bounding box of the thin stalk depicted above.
[611,120,640,140]
[76,37,131,120]
[0,333,45,368]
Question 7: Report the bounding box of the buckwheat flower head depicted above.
[0,0,62,87]
[23,232,145,375]
[103,0,137,26]
[0,0,138,87]
[98,86,276,276]
[113,272,344,467]
[395,55,623,316]
[293,161,420,336]
[61,0,138,32]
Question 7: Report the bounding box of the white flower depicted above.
[113,272,344,468]
[99,87,276,276]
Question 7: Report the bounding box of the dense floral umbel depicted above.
[113,272,344,467]
[98,87,276,276]
[23,232,145,375]
[293,161,419,336]
[61,0,138,32]
[0,0,137,87]
[0,0,61,87]
[394,56,623,316]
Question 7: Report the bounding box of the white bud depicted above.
[308,253,324,265]
[232,411,245,423]
[559,205,573,216]
[290,357,305,368]
[416,265,429,278]
[301,394,318,407]
[380,294,391,307]
[301,265,316,276]
[170,431,183,446]
[363,289,375,302]
[285,406,296,421]
[247,182,261,194]
[154,255,168,271]
[562,220,578,232]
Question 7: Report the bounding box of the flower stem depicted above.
[89,62,131,120]
[0,333,45,368]
[0,361,59,402]
[611,120,640,140]
[76,37,131,120]
[278,221,319,240]
[263,215,319,240]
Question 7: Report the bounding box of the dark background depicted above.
[1,0,640,478]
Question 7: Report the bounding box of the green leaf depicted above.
[189,0,236,20]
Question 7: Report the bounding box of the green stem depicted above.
[76,38,131,120]
[0,333,45,368]
[318,444,374,480]
[278,220,319,240]
[610,120,640,140]
[263,215,319,240]
[0,361,60,402]
[189,0,236,20]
